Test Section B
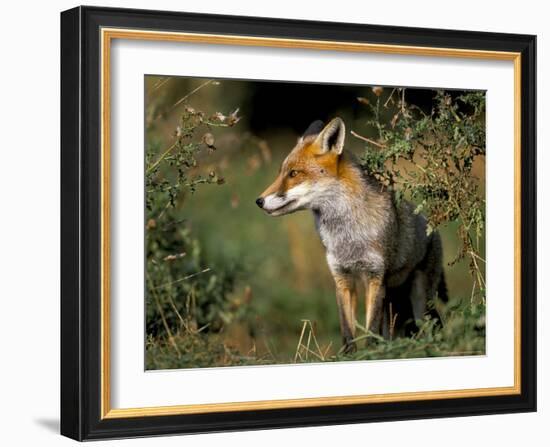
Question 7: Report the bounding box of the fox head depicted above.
[256,117,348,216]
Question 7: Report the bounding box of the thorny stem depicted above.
[146,141,177,174]
[147,79,221,173]
[146,120,235,174]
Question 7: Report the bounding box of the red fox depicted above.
[256,118,447,353]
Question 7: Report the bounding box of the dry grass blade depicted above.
[294,320,329,362]
[148,76,172,97]
[172,79,215,109]
[152,268,211,290]
[294,320,308,363]
[147,273,181,356]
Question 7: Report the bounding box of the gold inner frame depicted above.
[100,27,522,419]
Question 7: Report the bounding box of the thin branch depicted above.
[383,88,397,108]
[468,250,486,263]
[146,141,177,174]
[350,130,387,148]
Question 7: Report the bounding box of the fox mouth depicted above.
[265,199,297,216]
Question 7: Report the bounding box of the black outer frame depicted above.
[60,5,537,441]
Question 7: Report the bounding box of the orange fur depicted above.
[260,139,363,198]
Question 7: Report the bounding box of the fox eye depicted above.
[288,170,299,178]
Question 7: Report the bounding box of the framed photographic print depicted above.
[60,6,536,441]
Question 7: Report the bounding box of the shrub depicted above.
[145,83,244,345]
[354,88,486,302]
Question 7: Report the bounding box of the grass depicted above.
[145,299,485,370]
[146,331,274,370]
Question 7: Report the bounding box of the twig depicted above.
[383,88,397,108]
[350,130,387,148]
[196,323,210,333]
[156,200,173,220]
[146,141,177,174]
[468,250,486,263]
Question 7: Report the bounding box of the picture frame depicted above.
[60,5,536,441]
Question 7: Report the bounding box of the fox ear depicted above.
[316,118,346,155]
[302,120,325,139]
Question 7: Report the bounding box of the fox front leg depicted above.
[363,274,386,340]
[333,273,357,353]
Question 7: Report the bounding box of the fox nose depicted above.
[255,197,264,208]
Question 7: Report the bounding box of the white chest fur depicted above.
[313,201,386,275]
